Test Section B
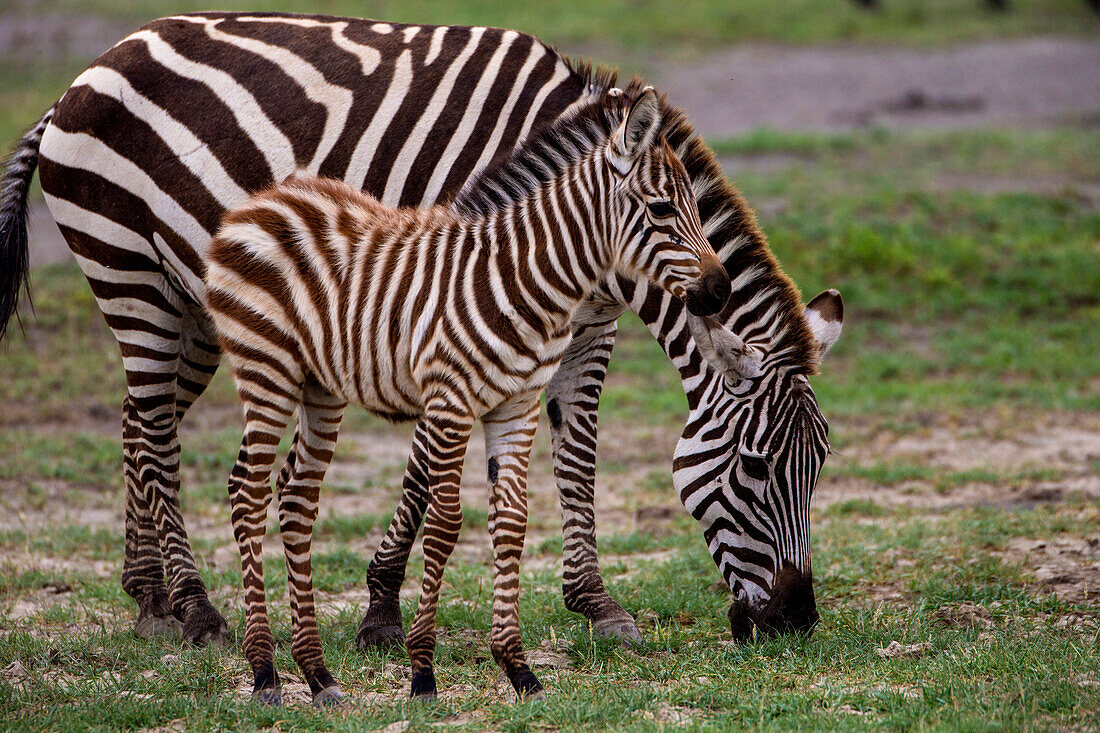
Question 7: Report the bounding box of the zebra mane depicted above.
[455,70,819,376]
[452,61,624,219]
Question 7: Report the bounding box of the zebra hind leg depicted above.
[122,396,180,639]
[278,380,347,707]
[484,397,543,699]
[545,324,641,643]
[403,410,473,699]
[356,425,433,651]
[124,311,223,640]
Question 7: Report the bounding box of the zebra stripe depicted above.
[203,90,725,701]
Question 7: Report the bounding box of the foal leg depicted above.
[483,395,542,698]
[278,379,347,707]
[357,423,431,650]
[227,387,300,705]
[404,407,473,699]
[545,322,640,641]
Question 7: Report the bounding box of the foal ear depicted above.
[687,314,763,384]
[805,289,844,359]
[609,87,661,174]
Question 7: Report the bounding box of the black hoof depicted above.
[509,668,544,699]
[356,624,405,651]
[409,669,437,700]
[252,686,283,706]
[134,610,183,640]
[312,685,345,708]
[593,618,643,645]
[182,603,230,647]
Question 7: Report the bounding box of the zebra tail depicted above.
[0,105,57,342]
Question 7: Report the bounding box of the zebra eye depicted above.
[647,200,677,218]
[740,454,770,482]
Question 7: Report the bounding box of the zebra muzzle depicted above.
[683,262,730,317]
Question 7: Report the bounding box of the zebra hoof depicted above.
[252,686,283,706]
[592,618,642,645]
[312,685,345,708]
[133,611,182,640]
[182,604,230,647]
[355,624,405,651]
[508,668,544,700]
[409,670,437,700]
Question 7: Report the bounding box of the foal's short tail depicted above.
[0,105,57,342]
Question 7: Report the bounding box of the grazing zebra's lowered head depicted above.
[677,289,844,640]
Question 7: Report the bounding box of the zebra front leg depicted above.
[404,409,473,699]
[229,395,299,705]
[545,323,641,643]
[484,396,543,699]
[279,381,347,707]
[356,438,431,651]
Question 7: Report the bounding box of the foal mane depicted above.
[455,62,819,375]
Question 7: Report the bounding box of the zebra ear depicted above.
[609,87,661,174]
[687,315,763,384]
[805,289,843,359]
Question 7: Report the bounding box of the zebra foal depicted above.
[204,88,733,704]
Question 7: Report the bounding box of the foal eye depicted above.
[740,454,770,482]
[647,200,677,218]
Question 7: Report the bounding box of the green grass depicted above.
[1,124,1097,729]
[1,500,1098,730]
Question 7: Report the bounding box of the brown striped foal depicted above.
[203,88,734,705]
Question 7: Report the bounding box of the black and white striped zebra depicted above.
[0,12,843,647]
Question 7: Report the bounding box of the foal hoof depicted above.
[134,611,182,640]
[312,685,345,708]
[252,686,283,706]
[355,624,405,652]
[593,618,642,645]
[182,604,230,647]
[409,670,437,700]
[509,669,544,700]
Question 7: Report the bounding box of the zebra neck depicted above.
[484,160,614,334]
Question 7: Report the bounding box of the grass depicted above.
[1,125,1098,728]
[1,500,1098,730]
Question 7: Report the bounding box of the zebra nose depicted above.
[757,565,819,636]
[684,261,730,316]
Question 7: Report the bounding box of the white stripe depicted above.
[381,26,487,206]
[39,128,207,298]
[128,26,296,180]
[344,49,413,192]
[43,194,159,263]
[175,15,353,175]
[234,16,381,75]
[68,65,249,209]
[420,31,538,208]
[424,26,448,66]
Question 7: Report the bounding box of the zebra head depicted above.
[676,289,844,641]
[604,88,731,318]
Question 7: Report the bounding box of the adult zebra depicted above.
[0,13,842,648]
